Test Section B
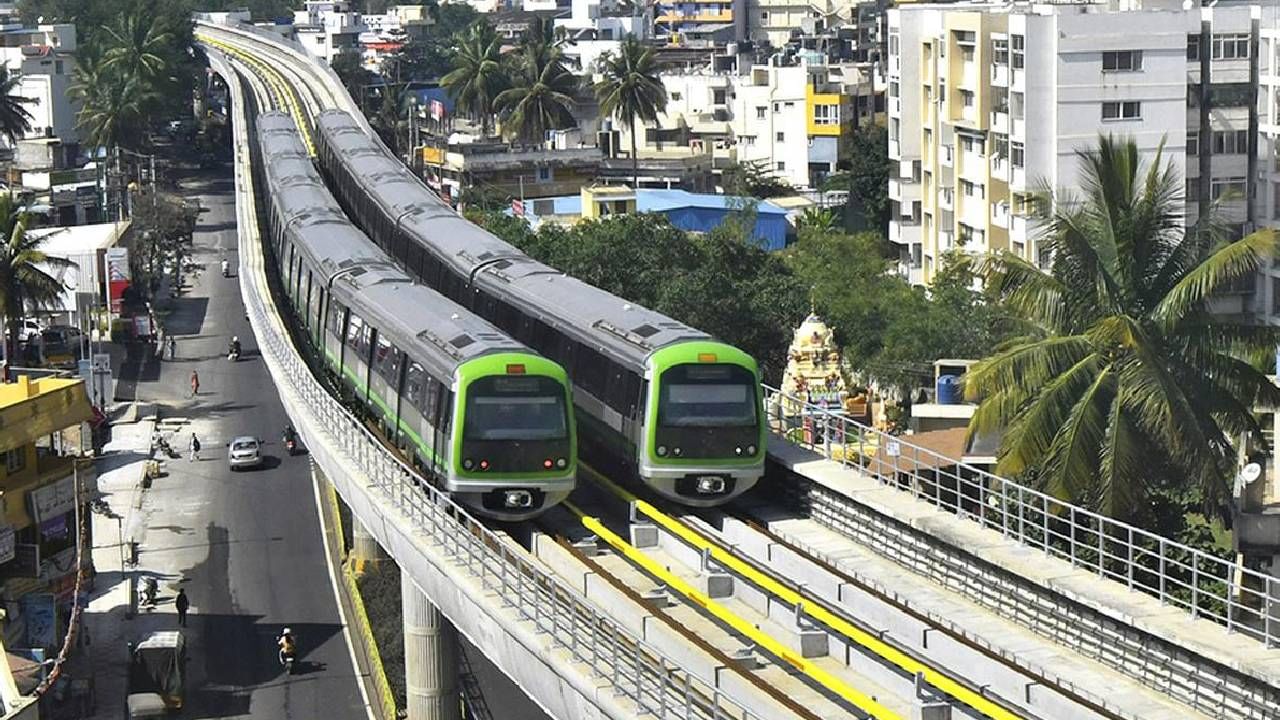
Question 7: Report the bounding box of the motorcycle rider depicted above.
[228,336,241,360]
[277,628,296,667]
[221,258,230,277]
[282,424,298,452]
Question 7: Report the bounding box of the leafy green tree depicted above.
[486,212,807,382]
[594,36,667,189]
[722,160,793,199]
[783,229,908,370]
[0,67,35,143]
[0,194,74,364]
[494,42,578,144]
[441,22,507,137]
[130,187,196,293]
[823,123,891,232]
[872,253,1007,392]
[966,135,1280,518]
[332,51,374,101]
[797,207,839,232]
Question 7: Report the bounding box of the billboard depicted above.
[105,246,129,314]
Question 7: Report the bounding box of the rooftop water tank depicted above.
[936,374,961,405]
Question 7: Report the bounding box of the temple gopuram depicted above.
[772,311,873,455]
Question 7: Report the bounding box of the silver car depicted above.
[227,436,263,470]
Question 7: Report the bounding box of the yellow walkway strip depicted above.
[565,501,902,720]
[581,466,1021,720]
[196,32,316,155]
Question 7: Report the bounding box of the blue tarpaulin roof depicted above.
[523,189,789,250]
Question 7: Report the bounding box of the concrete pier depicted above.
[351,518,385,574]
[403,573,460,720]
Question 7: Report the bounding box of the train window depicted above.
[346,313,365,354]
[405,362,426,410]
[554,335,574,369]
[423,376,439,420]
[315,289,326,334]
[439,389,453,433]
[605,363,629,413]
[529,320,554,356]
[625,373,643,417]
[374,334,395,381]
[575,346,608,396]
[328,300,346,337]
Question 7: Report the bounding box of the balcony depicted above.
[991,65,1009,86]
[939,230,954,250]
[990,110,1009,132]
[940,144,954,167]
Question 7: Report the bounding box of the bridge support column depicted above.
[402,573,460,720]
[350,519,385,575]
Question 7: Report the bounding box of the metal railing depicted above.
[762,385,1280,649]
[219,50,759,720]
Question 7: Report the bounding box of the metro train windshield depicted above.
[464,376,569,441]
[657,364,758,428]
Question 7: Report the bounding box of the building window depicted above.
[938,80,946,103]
[712,89,727,105]
[760,11,768,20]
[1211,177,1247,201]
[1101,101,1141,120]
[776,161,786,171]
[1273,182,1280,219]
[741,135,755,146]
[813,104,839,125]
[1212,129,1249,155]
[1187,180,1200,201]
[992,86,1009,113]
[993,135,1008,161]
[756,106,767,119]
[773,102,780,113]
[960,90,975,107]
[1102,50,1142,72]
[961,135,984,155]
[958,223,974,245]
[776,131,785,142]
[536,166,553,182]
[1010,91,1024,119]
[993,38,1008,65]
[5,448,23,474]
[1187,131,1199,156]
[1212,33,1251,60]
[889,81,899,98]
[888,31,899,57]
[1188,34,1200,61]
[55,60,63,74]
[961,179,983,198]
[1011,34,1024,69]
[1010,141,1024,168]
[671,92,682,101]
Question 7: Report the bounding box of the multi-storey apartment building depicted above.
[1254,3,1280,321]
[0,21,79,155]
[887,0,1259,289]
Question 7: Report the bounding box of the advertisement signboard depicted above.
[105,247,129,314]
[21,593,56,649]
[0,524,15,565]
[29,475,76,524]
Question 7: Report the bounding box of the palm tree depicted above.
[0,66,34,144]
[71,43,157,152]
[494,43,578,145]
[0,194,73,366]
[101,12,173,85]
[594,36,666,188]
[797,207,839,232]
[966,135,1280,518]
[441,22,507,138]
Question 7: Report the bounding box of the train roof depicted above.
[314,111,711,370]
[258,111,535,379]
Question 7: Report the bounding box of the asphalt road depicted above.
[136,166,368,719]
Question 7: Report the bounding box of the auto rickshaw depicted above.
[126,631,186,718]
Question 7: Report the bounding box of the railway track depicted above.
[201,25,1196,720]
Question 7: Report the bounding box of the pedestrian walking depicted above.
[167,335,176,361]
[189,433,201,462]
[175,588,190,627]
[189,370,200,397]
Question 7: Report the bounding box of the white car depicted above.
[16,319,41,343]
[227,436,263,470]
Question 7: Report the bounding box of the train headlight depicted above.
[734,446,743,455]
[463,458,475,470]
[696,476,726,494]
[556,457,567,468]
[504,490,533,508]
[543,458,554,469]
[656,445,668,457]
[479,459,490,471]
[673,447,683,457]
[747,444,757,455]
